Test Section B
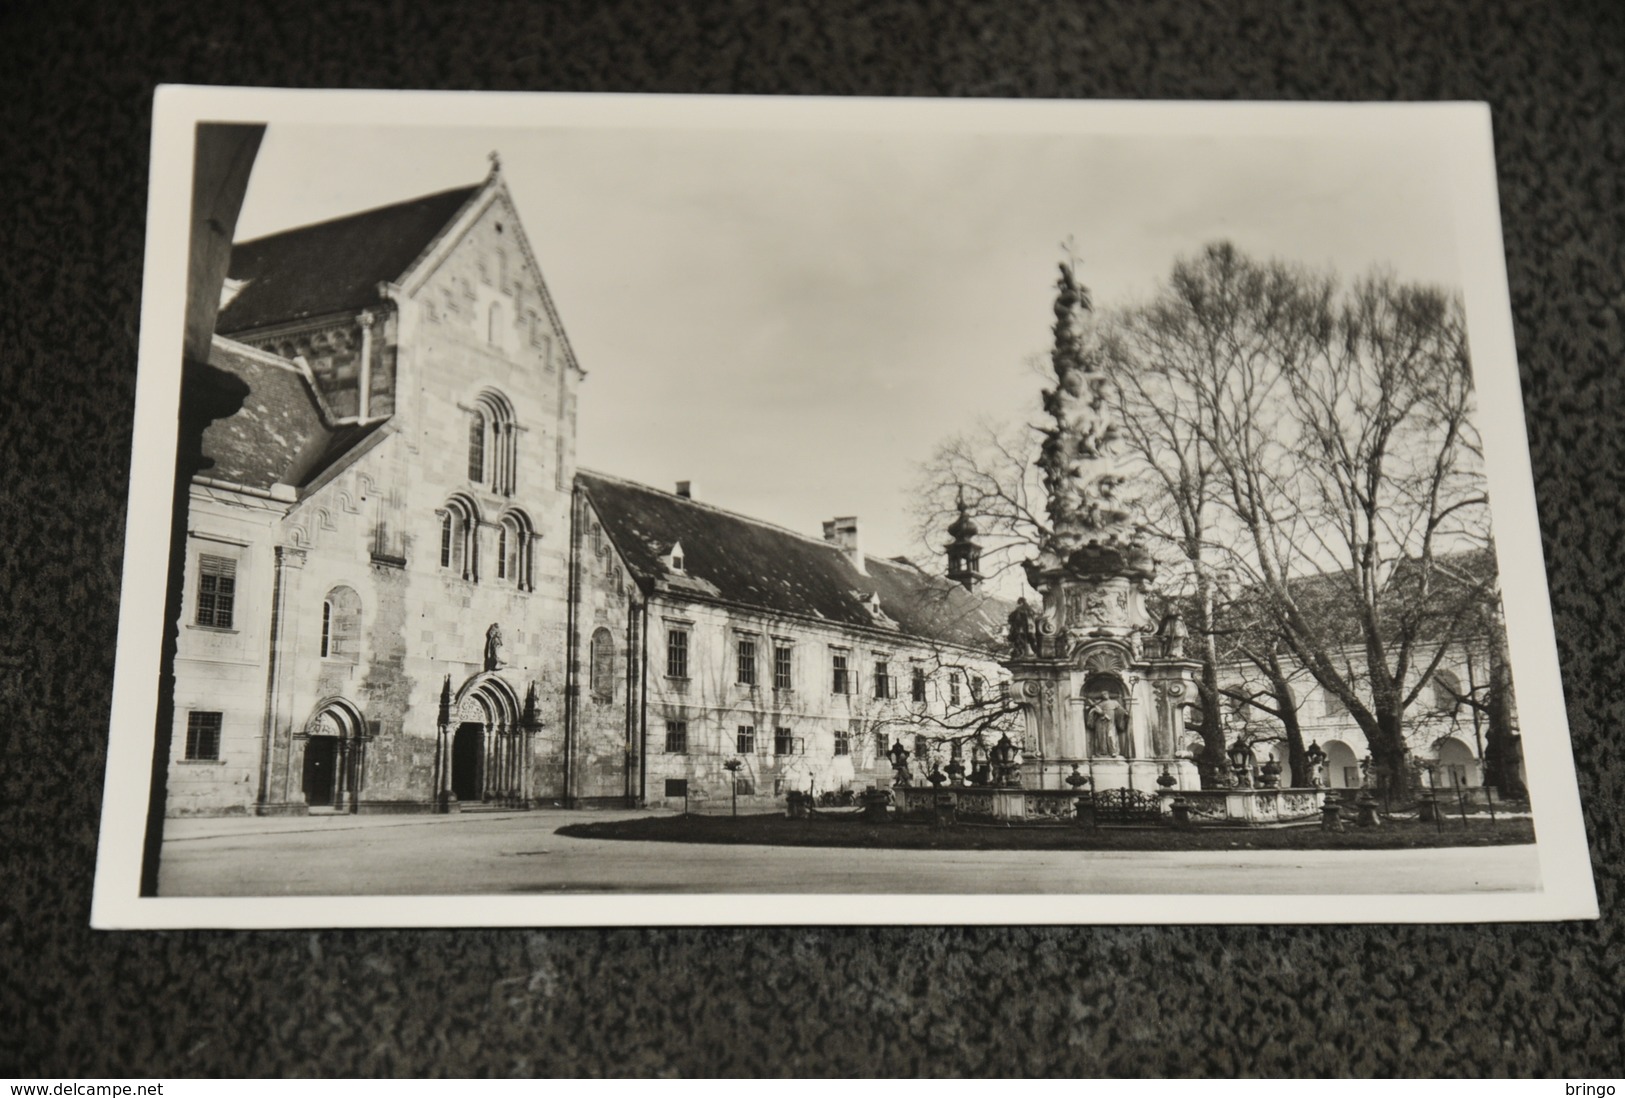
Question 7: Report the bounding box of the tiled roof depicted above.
[197,336,385,492]
[1164,548,1500,662]
[577,470,1010,652]
[218,184,482,333]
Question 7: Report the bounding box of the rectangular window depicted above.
[873,659,891,699]
[666,629,689,679]
[736,725,756,754]
[195,555,236,629]
[949,672,962,706]
[664,721,688,753]
[774,728,794,756]
[735,777,755,796]
[185,711,222,761]
[1323,689,1347,718]
[834,728,850,756]
[736,635,757,686]
[831,650,850,695]
[874,730,889,759]
[911,667,927,703]
[774,645,794,691]
[914,737,930,760]
[665,778,688,798]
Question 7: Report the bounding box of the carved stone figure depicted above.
[484,623,505,672]
[1007,597,1037,657]
[888,740,912,788]
[1086,692,1127,757]
[1156,612,1189,659]
[1152,684,1177,758]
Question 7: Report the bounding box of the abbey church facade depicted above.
[165,160,1010,818]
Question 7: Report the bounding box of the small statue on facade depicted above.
[1006,597,1038,657]
[1156,613,1189,659]
[483,623,505,672]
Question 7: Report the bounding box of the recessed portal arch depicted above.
[443,672,531,808]
[300,696,368,811]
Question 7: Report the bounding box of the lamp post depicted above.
[1228,737,1253,788]
[723,757,743,817]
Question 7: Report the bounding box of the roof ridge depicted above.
[576,467,870,561]
[232,181,483,248]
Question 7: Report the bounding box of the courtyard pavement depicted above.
[155,808,1542,897]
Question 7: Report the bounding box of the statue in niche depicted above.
[1086,691,1128,757]
[484,623,505,672]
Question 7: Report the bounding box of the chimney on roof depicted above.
[822,516,867,575]
[675,480,694,499]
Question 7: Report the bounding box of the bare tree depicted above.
[915,242,1505,799]
[1135,244,1495,798]
[913,418,1048,588]
[1100,246,1331,786]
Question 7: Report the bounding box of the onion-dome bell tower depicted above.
[945,486,983,590]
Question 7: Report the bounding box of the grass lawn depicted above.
[556,811,1536,852]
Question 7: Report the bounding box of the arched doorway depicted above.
[444,673,526,808]
[1436,737,1479,790]
[451,724,484,801]
[300,699,368,811]
[1323,739,1359,789]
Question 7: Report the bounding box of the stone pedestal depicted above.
[1156,787,1327,825]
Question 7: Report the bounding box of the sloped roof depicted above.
[578,470,1009,652]
[218,183,482,333]
[197,336,385,492]
[1162,548,1500,663]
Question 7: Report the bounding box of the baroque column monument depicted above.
[1005,264,1202,795]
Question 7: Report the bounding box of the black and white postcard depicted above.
[92,88,1597,927]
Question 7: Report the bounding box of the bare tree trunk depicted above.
[1194,585,1230,789]
[1262,654,1309,787]
[1482,619,1526,799]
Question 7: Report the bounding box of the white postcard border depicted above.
[91,87,1598,928]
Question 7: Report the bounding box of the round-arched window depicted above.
[320,586,362,661]
[589,627,615,702]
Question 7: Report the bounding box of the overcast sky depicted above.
[233,117,1463,566]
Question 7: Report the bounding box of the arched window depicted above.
[320,586,361,661]
[487,301,503,344]
[1432,669,1464,713]
[467,391,519,495]
[439,496,480,581]
[467,411,486,483]
[496,511,534,590]
[589,627,615,701]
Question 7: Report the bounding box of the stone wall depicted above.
[169,186,584,815]
[569,492,640,805]
[168,487,285,815]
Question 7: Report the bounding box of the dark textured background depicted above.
[2,0,1622,1078]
